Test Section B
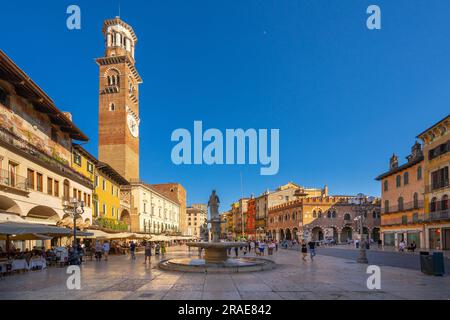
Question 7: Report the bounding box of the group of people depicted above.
[224,240,279,258]
[399,240,417,252]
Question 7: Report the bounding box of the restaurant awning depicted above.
[0,221,93,237]
[0,233,53,241]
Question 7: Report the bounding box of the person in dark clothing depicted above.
[307,241,316,260]
[234,247,239,257]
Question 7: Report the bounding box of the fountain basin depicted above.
[186,241,247,264]
[158,257,276,273]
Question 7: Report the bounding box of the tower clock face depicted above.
[127,114,139,138]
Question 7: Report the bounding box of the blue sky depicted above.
[2,1,449,209]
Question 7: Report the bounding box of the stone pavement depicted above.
[0,246,449,300]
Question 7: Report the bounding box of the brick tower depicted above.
[96,17,142,182]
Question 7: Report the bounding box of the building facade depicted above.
[186,204,207,237]
[268,195,380,243]
[418,115,450,250]
[375,142,425,248]
[0,50,93,233]
[254,182,327,238]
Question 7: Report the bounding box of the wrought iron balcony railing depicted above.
[382,210,450,226]
[0,169,28,192]
[382,200,424,214]
[0,126,93,189]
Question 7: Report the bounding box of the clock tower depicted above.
[96,17,142,182]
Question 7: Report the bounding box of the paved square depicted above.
[0,246,449,300]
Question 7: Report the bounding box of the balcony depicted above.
[0,169,28,193]
[382,200,424,214]
[382,210,450,226]
[0,126,93,189]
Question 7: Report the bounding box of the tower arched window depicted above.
[396,175,401,188]
[318,210,322,218]
[109,103,115,111]
[417,166,422,180]
[312,210,317,218]
[344,213,351,221]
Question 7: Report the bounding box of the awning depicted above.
[0,233,53,241]
[0,221,93,237]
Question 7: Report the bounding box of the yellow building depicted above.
[418,115,450,250]
[72,144,129,231]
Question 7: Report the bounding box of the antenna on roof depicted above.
[118,1,121,18]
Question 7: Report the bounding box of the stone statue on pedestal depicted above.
[208,190,220,220]
[199,218,209,242]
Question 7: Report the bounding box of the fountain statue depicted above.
[158,190,275,273]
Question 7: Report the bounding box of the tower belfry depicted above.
[96,17,142,182]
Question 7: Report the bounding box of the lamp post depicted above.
[63,198,85,265]
[350,193,374,264]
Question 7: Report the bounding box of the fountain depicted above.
[158,190,276,273]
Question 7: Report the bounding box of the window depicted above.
[403,172,409,185]
[384,200,390,213]
[51,127,58,142]
[78,190,82,201]
[412,212,419,223]
[112,207,115,217]
[94,175,99,187]
[318,210,322,218]
[430,197,437,212]
[47,177,53,195]
[417,166,422,180]
[87,194,91,207]
[63,180,70,199]
[54,180,59,197]
[431,167,449,190]
[73,153,81,166]
[0,86,10,107]
[36,173,43,192]
[413,192,419,209]
[442,195,449,210]
[401,215,408,225]
[102,180,106,191]
[396,175,401,188]
[27,169,35,189]
[312,210,317,218]
[111,185,114,195]
[87,162,94,173]
[109,103,115,111]
[398,197,404,211]
[384,180,388,192]
[73,188,77,199]
[102,204,106,216]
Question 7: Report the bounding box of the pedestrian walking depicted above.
[234,246,239,257]
[130,241,136,260]
[258,242,265,256]
[307,240,316,260]
[144,241,152,264]
[250,241,255,253]
[301,241,308,261]
[102,241,110,261]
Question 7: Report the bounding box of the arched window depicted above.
[327,211,332,219]
[318,210,322,218]
[384,180,388,192]
[109,103,115,111]
[417,166,422,180]
[398,197,404,211]
[442,195,449,210]
[430,197,437,212]
[384,200,390,213]
[344,213,351,221]
[413,192,419,209]
[312,210,317,218]
[396,175,401,187]
[403,172,409,185]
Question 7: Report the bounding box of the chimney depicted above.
[63,112,73,122]
[390,154,398,169]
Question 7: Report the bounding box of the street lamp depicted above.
[63,198,85,265]
[349,193,374,264]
